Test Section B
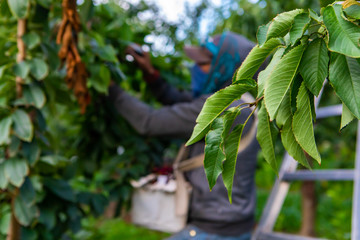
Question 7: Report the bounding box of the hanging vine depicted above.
[57,0,90,113]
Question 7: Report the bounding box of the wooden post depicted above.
[6,196,21,240]
[300,181,317,236]
[15,19,26,98]
[7,18,27,240]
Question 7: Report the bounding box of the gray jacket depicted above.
[108,78,259,236]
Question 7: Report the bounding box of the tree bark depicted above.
[16,19,26,98]
[103,200,118,219]
[7,196,20,240]
[300,180,317,236]
[6,18,27,240]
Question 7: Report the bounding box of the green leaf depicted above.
[264,44,305,120]
[79,0,94,24]
[13,61,30,79]
[23,84,46,108]
[0,210,11,235]
[28,58,49,80]
[186,80,256,145]
[44,178,75,202]
[8,136,20,158]
[0,163,9,189]
[0,116,12,145]
[22,32,40,50]
[39,206,56,230]
[341,103,355,130]
[292,82,321,163]
[22,141,40,166]
[344,5,360,19]
[0,64,11,79]
[89,65,111,94]
[223,107,242,137]
[257,22,270,46]
[12,109,33,142]
[256,106,278,172]
[234,38,283,83]
[277,92,311,168]
[299,38,329,96]
[7,0,30,19]
[204,118,225,190]
[329,53,360,119]
[281,120,311,168]
[95,45,118,62]
[323,5,360,58]
[257,47,285,98]
[19,178,36,205]
[264,9,304,44]
[309,9,322,22]
[223,124,245,203]
[14,193,38,226]
[4,158,29,187]
[289,12,311,45]
[21,228,38,240]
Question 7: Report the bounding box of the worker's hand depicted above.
[126,45,155,75]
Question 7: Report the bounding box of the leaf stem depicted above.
[244,104,258,127]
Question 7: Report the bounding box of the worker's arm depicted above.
[108,84,206,138]
[127,46,193,105]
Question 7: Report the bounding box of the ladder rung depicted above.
[282,170,354,181]
[316,104,342,119]
[258,232,330,240]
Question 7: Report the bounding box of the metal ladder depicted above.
[252,89,360,240]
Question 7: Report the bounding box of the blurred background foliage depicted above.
[0,0,354,239]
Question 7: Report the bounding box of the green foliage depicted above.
[341,104,355,130]
[260,9,303,46]
[72,218,170,240]
[223,123,245,202]
[323,4,360,58]
[264,44,304,120]
[1,0,193,238]
[4,158,29,187]
[234,38,282,83]
[299,38,329,96]
[289,13,310,45]
[7,0,30,19]
[187,80,256,145]
[292,83,320,163]
[187,2,360,200]
[256,106,278,172]
[12,109,33,142]
[204,118,226,190]
[329,53,360,119]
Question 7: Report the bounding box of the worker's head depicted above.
[184,32,246,97]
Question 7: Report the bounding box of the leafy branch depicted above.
[187,1,360,201]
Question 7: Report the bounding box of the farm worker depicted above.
[109,31,264,240]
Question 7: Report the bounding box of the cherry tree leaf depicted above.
[299,38,329,96]
[292,82,321,164]
[186,80,256,146]
[329,53,360,119]
[234,38,282,83]
[264,44,305,120]
[323,5,360,58]
[256,106,278,172]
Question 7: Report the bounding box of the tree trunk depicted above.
[300,181,317,236]
[16,19,26,98]
[103,200,118,219]
[7,198,20,240]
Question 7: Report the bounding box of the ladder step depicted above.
[282,170,354,181]
[257,232,330,240]
[316,104,342,119]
